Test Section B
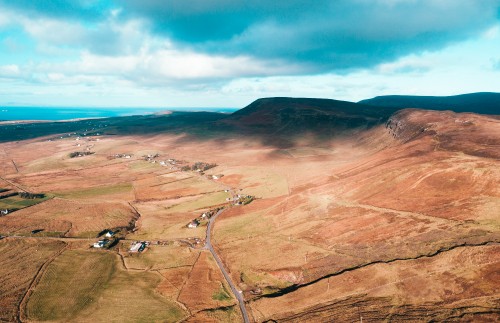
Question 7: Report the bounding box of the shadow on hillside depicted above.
[0,110,395,149]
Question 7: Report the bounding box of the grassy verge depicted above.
[212,284,232,301]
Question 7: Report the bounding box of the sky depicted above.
[0,0,499,108]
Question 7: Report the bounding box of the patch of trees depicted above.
[181,162,217,172]
[20,192,45,199]
[239,195,254,205]
[69,151,95,158]
[0,192,18,199]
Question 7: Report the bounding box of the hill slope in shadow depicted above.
[359,92,500,115]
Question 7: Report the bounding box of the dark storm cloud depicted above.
[121,0,500,71]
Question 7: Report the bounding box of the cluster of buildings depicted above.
[227,194,254,206]
[186,208,222,229]
[92,230,116,249]
[143,154,180,169]
[113,153,132,159]
[93,239,110,248]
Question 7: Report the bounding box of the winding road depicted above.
[205,209,250,323]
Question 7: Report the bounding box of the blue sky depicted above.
[0,0,499,108]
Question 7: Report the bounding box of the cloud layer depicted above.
[0,0,499,107]
[121,0,500,70]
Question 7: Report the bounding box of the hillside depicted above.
[0,97,499,322]
[214,107,500,321]
[217,97,399,147]
[359,92,500,115]
[224,97,398,130]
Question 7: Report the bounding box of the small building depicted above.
[129,241,148,253]
[93,240,108,248]
[1,209,9,215]
[188,219,200,228]
[105,230,115,238]
[129,242,142,252]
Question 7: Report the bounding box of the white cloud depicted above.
[0,2,498,108]
[0,64,21,80]
[482,24,499,39]
[0,10,11,27]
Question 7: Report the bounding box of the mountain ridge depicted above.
[359,92,500,115]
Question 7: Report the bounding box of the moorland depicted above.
[0,93,499,322]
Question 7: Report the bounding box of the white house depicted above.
[93,240,107,248]
[188,220,199,228]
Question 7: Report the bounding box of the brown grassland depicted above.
[0,106,498,322]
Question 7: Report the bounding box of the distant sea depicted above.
[0,107,237,121]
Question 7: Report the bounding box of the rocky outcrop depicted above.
[385,109,435,142]
[264,295,500,322]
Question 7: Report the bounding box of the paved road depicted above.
[205,209,250,323]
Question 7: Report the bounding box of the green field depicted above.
[54,183,132,199]
[27,250,186,322]
[0,194,52,210]
[212,284,232,301]
[26,250,114,321]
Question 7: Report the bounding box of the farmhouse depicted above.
[188,219,200,228]
[1,209,9,215]
[93,240,108,248]
[129,241,149,253]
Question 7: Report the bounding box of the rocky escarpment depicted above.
[385,108,500,158]
[385,109,436,143]
[264,295,500,322]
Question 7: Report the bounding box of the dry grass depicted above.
[248,245,500,321]
[0,198,136,237]
[27,249,187,322]
[0,238,66,322]
[54,182,133,200]
[129,202,207,240]
[121,244,200,270]
[218,166,289,199]
[178,251,236,313]
[26,250,115,321]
